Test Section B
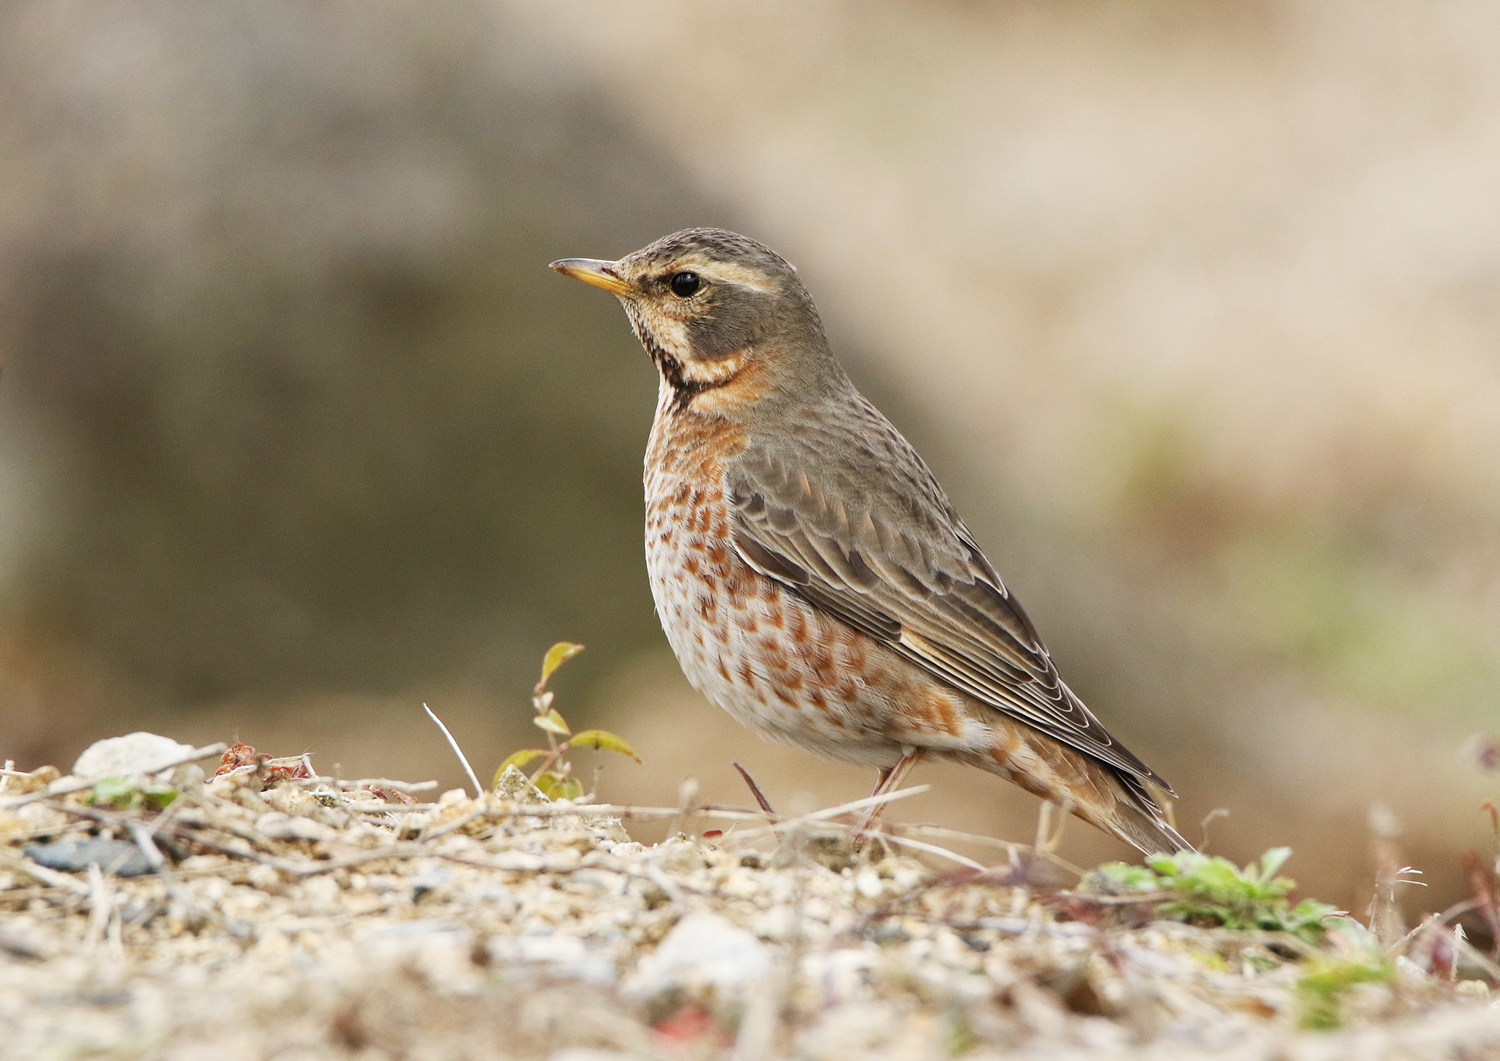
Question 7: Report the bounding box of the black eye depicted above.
[669,271,701,298]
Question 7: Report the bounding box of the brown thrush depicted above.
[551,228,1190,854]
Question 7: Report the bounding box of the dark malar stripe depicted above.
[639,329,734,414]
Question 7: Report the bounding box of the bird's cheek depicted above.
[688,300,765,359]
[648,316,695,361]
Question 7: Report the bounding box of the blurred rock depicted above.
[71,731,194,781]
[625,912,772,1001]
[24,837,154,878]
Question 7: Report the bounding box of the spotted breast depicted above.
[643,383,990,771]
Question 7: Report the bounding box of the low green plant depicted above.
[493,642,640,802]
[86,777,179,811]
[1295,956,1397,1030]
[1082,847,1343,945]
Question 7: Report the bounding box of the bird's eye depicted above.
[669,271,701,298]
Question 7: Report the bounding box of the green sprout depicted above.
[86,777,179,811]
[1295,957,1397,1030]
[1082,847,1343,945]
[493,642,641,802]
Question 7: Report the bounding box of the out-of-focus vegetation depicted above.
[1082,848,1344,946]
[0,1,1497,932]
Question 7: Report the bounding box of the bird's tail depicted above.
[972,730,1196,857]
[1102,774,1195,855]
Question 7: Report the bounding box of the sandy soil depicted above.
[1,736,1496,1060]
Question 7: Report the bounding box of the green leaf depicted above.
[1291,898,1341,923]
[1081,861,1162,895]
[538,642,585,689]
[533,709,571,736]
[534,771,585,802]
[1257,847,1293,884]
[1082,847,1336,942]
[1297,958,1395,1029]
[494,748,548,784]
[87,778,178,811]
[90,777,136,806]
[1145,854,1181,877]
[566,729,642,762]
[144,787,178,810]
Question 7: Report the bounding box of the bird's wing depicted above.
[725,417,1171,793]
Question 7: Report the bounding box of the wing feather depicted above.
[726,426,1171,793]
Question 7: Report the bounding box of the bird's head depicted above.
[551,228,844,416]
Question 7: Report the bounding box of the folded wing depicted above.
[726,420,1173,800]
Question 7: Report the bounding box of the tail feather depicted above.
[971,725,1195,857]
[1104,775,1195,855]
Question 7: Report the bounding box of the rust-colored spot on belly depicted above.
[877,671,970,744]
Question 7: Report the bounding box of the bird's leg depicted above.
[1033,798,1069,856]
[851,748,925,847]
[732,761,777,817]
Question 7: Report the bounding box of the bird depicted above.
[550,228,1191,855]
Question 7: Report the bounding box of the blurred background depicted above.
[1,1,1497,925]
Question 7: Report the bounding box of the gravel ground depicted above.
[1,735,1496,1060]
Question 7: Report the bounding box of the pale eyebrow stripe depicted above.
[672,257,780,296]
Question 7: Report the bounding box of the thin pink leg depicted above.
[851,748,926,846]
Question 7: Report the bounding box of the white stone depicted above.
[254,812,336,842]
[71,732,196,781]
[626,912,771,999]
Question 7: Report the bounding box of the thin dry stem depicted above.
[422,703,483,797]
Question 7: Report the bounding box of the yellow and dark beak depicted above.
[549,257,635,296]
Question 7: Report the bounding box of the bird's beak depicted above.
[549,257,635,297]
